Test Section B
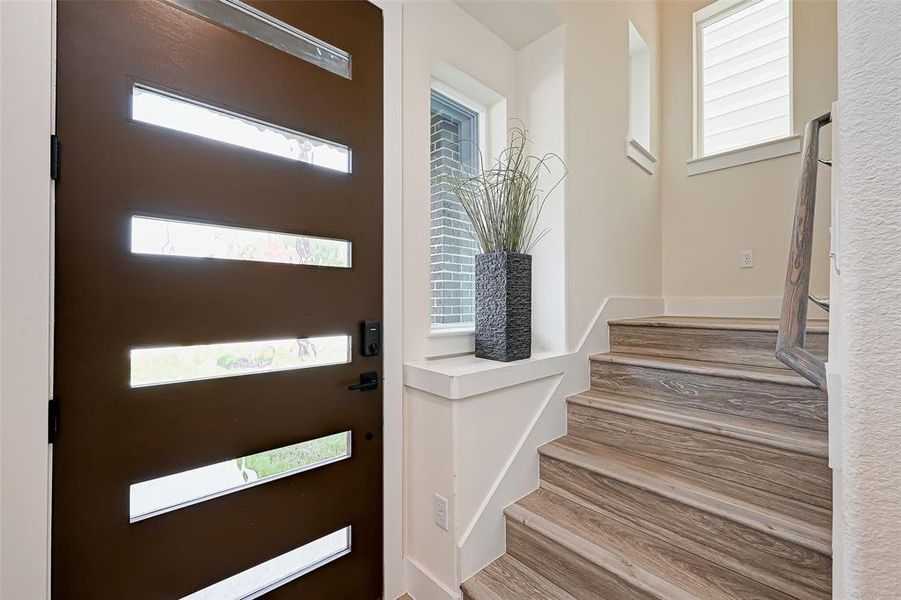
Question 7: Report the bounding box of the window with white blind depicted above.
[694,0,792,158]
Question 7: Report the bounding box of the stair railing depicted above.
[776,112,831,391]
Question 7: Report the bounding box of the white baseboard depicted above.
[405,558,461,600]
[577,296,667,358]
[665,296,828,319]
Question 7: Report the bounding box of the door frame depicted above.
[0,2,404,598]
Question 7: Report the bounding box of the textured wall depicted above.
[835,1,901,596]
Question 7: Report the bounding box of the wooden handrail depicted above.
[776,112,831,391]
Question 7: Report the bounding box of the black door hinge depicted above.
[50,134,60,181]
[48,399,60,444]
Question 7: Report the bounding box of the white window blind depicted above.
[699,0,791,157]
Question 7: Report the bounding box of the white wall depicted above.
[404,370,570,594]
[560,0,663,346]
[834,2,901,596]
[404,386,458,593]
[0,2,54,599]
[455,373,568,580]
[517,26,567,353]
[660,0,837,307]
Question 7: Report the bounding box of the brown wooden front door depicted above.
[52,2,383,598]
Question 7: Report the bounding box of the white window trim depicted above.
[428,81,486,338]
[691,0,795,161]
[426,327,474,359]
[686,133,800,176]
[627,19,653,169]
[626,137,658,174]
[430,79,489,166]
[426,62,507,351]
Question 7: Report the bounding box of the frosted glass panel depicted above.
[130,432,350,521]
[169,0,351,79]
[700,0,791,156]
[130,335,351,387]
[131,217,351,268]
[132,85,350,172]
[181,527,350,599]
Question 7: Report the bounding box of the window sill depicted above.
[687,135,801,176]
[426,327,474,358]
[404,350,574,400]
[428,326,474,338]
[626,138,657,174]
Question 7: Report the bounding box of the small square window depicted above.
[694,0,792,158]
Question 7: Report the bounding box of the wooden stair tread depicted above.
[508,487,797,600]
[569,389,828,458]
[590,352,819,388]
[539,463,831,599]
[463,314,832,597]
[461,553,576,600]
[609,316,829,334]
[539,435,831,554]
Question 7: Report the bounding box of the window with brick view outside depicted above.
[430,89,481,329]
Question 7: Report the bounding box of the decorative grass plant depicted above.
[447,124,567,254]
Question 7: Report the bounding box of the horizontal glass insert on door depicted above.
[131,216,352,268]
[130,335,351,387]
[181,526,351,599]
[168,0,352,79]
[131,84,351,172]
[130,431,350,522]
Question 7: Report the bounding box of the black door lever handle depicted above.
[348,371,379,392]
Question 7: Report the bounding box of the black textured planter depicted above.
[474,251,532,362]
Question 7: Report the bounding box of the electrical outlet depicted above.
[434,493,449,531]
[739,250,754,269]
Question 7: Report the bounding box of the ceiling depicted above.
[454,1,564,51]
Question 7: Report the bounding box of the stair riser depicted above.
[461,554,577,600]
[568,403,832,509]
[505,517,656,600]
[540,457,831,600]
[461,587,492,600]
[590,360,828,431]
[461,580,503,600]
[610,325,828,370]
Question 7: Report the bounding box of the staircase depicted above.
[462,316,831,600]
